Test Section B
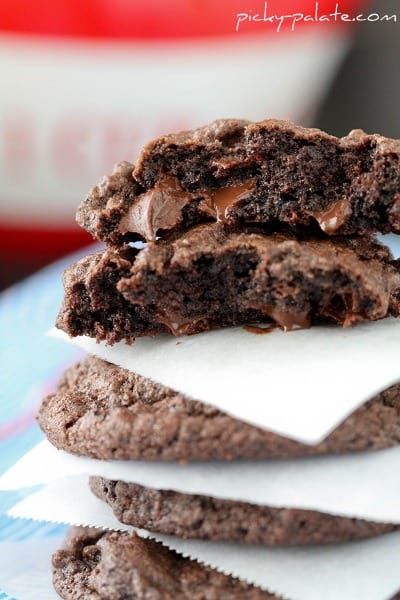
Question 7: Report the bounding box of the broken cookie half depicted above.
[57,223,400,344]
[77,119,400,245]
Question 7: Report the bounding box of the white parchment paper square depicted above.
[49,318,400,445]
[1,440,400,522]
[8,476,400,600]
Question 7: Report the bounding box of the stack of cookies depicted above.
[38,119,400,599]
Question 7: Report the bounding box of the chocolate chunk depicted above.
[90,477,398,546]
[52,526,278,599]
[56,223,400,343]
[77,119,400,245]
[38,356,400,461]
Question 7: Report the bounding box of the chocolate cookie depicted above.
[56,223,400,343]
[52,526,278,599]
[38,356,400,461]
[90,477,398,546]
[77,119,400,245]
